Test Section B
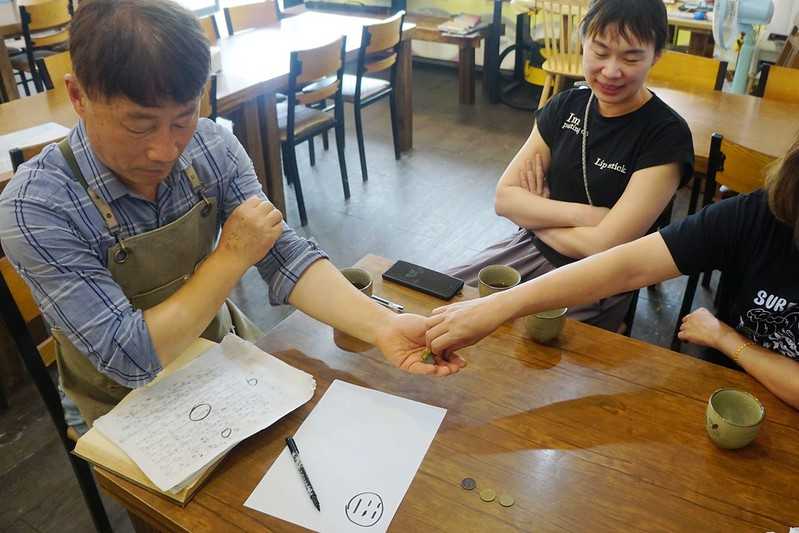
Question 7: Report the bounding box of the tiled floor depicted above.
[0,64,719,532]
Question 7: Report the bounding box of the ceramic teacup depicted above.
[705,388,765,449]
[524,307,568,344]
[478,265,521,297]
[334,268,373,351]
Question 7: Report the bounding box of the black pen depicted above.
[285,436,321,511]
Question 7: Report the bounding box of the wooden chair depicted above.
[278,36,349,226]
[2,134,110,529]
[200,74,219,121]
[11,0,71,94]
[343,11,404,181]
[648,50,727,91]
[534,0,589,108]
[34,50,71,91]
[756,64,799,104]
[224,0,279,34]
[199,14,220,46]
[671,133,776,350]
[0,254,112,532]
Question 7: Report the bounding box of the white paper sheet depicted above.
[93,335,316,491]
[0,123,71,173]
[245,380,446,533]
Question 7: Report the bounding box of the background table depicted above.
[0,11,416,217]
[651,84,799,174]
[96,254,799,532]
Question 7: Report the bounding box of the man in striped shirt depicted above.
[0,0,464,427]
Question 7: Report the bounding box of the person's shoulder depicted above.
[190,118,238,150]
[548,86,591,109]
[0,142,81,207]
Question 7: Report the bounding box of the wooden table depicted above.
[666,2,714,57]
[0,11,416,217]
[95,254,799,532]
[651,84,799,175]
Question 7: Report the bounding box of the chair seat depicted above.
[10,49,58,70]
[541,56,583,77]
[277,102,335,141]
[341,74,391,102]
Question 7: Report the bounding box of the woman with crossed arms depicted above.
[426,135,799,410]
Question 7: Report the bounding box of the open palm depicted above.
[375,313,466,376]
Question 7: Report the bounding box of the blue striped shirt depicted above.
[0,118,327,387]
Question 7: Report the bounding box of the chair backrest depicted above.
[776,25,799,68]
[285,36,346,137]
[9,138,65,172]
[690,133,777,215]
[35,50,71,91]
[758,64,799,104]
[199,14,220,46]
[0,255,57,368]
[20,0,71,48]
[648,50,727,91]
[356,10,404,78]
[533,0,589,74]
[224,0,279,35]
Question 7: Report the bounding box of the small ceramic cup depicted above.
[524,308,568,344]
[333,268,373,351]
[478,265,521,297]
[705,388,765,449]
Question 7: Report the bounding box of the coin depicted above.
[479,488,496,502]
[498,494,515,507]
[421,348,435,364]
[460,477,476,490]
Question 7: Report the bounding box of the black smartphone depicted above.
[382,260,464,300]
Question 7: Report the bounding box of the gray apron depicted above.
[53,140,262,427]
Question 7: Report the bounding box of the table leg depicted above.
[230,97,286,216]
[395,37,413,152]
[458,45,476,105]
[0,39,20,101]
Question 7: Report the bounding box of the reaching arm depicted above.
[425,233,681,353]
[534,162,681,259]
[494,124,610,230]
[287,259,465,376]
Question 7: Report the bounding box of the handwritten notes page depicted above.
[245,380,447,533]
[93,335,316,492]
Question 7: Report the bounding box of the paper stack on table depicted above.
[438,14,489,36]
[245,380,446,533]
[0,122,71,173]
[92,335,316,493]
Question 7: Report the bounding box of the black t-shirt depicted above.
[661,190,799,360]
[534,87,694,267]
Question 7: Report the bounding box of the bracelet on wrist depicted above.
[731,340,754,363]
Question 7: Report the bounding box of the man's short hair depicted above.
[70,0,211,106]
[580,0,668,54]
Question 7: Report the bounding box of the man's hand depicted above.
[678,307,736,350]
[374,314,467,376]
[217,196,283,270]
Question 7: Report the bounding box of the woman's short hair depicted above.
[580,0,668,54]
[69,0,211,107]
[767,134,799,246]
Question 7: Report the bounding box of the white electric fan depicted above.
[713,0,775,93]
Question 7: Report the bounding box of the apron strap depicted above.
[185,164,213,215]
[57,139,124,238]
